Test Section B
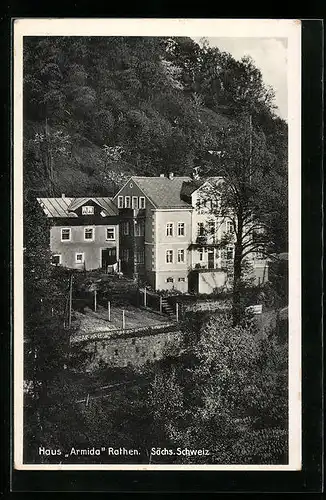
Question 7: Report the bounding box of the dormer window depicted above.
[196,196,206,213]
[82,205,94,215]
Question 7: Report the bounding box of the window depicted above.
[178,277,186,282]
[199,248,204,261]
[197,196,208,213]
[75,253,84,263]
[61,228,71,241]
[134,220,144,236]
[166,223,173,237]
[135,250,144,264]
[84,228,94,241]
[227,246,234,260]
[197,222,204,236]
[122,221,129,235]
[177,249,185,263]
[106,227,115,240]
[107,248,116,258]
[166,277,174,283]
[51,254,61,266]
[166,250,173,263]
[118,196,123,208]
[132,196,138,209]
[226,221,234,234]
[82,205,94,215]
[197,196,204,210]
[208,220,215,234]
[222,245,234,260]
[177,222,185,236]
[139,197,146,209]
[121,249,130,261]
[212,191,221,210]
[124,196,131,208]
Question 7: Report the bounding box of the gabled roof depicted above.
[181,176,224,202]
[207,176,224,185]
[180,179,205,201]
[132,176,193,209]
[67,197,118,214]
[37,197,118,218]
[195,177,224,193]
[115,175,225,209]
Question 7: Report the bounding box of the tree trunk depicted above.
[232,214,243,326]
[232,243,242,326]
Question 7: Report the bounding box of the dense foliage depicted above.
[147,314,288,464]
[23,196,72,462]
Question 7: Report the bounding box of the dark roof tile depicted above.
[133,176,193,209]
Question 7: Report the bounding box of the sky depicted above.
[193,37,288,121]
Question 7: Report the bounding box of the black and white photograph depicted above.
[13,19,301,470]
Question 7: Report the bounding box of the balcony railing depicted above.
[192,235,219,247]
[191,261,230,272]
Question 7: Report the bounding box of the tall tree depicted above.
[200,118,276,324]
[23,195,70,394]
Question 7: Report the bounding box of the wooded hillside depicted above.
[23,36,287,206]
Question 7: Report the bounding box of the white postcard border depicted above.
[13,17,302,471]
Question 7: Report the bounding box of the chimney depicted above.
[61,193,65,198]
[168,172,174,180]
[160,173,165,178]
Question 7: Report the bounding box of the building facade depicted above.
[113,174,269,293]
[37,196,119,271]
[113,174,194,292]
[37,175,269,293]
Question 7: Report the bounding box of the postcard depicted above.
[13,18,301,471]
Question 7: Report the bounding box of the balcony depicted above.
[191,263,224,273]
[190,235,219,248]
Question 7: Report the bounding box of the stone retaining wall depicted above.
[72,329,184,371]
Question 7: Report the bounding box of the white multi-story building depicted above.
[113,173,269,293]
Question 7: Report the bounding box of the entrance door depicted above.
[101,247,116,269]
[208,248,214,269]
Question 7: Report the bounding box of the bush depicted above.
[146,313,288,464]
